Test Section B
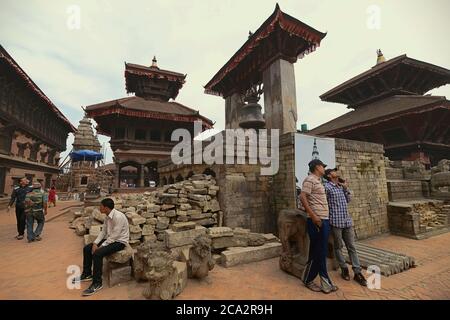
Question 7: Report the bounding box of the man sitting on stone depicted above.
[73,198,129,296]
[324,168,367,286]
[300,159,338,294]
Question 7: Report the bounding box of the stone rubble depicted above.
[70,175,223,248]
[68,174,281,298]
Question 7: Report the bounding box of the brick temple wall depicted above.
[158,133,389,239]
[158,135,274,233]
[334,138,389,239]
[387,180,424,201]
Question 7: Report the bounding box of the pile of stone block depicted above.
[69,174,223,248]
[414,202,447,229]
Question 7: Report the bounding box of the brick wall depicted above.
[387,180,424,201]
[334,138,389,239]
[158,133,274,233]
[158,133,389,239]
[272,133,296,217]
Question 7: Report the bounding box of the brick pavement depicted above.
[0,204,449,300]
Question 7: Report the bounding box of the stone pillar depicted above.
[139,164,145,188]
[225,92,242,129]
[262,58,298,134]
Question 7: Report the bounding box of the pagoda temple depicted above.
[310,51,450,166]
[85,57,213,188]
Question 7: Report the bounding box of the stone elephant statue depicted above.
[277,208,337,279]
[277,209,309,279]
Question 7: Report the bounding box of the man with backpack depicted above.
[24,182,48,243]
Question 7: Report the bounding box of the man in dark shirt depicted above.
[7,177,31,240]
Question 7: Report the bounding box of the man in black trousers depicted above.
[73,198,129,296]
[7,177,31,240]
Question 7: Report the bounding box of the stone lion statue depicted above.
[133,241,166,281]
[142,251,177,300]
[187,234,215,279]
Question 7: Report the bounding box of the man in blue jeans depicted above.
[324,168,367,286]
[300,159,338,294]
[24,182,47,243]
[7,177,31,240]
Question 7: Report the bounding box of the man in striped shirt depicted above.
[324,168,366,286]
[300,159,338,294]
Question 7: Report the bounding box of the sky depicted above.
[295,133,336,186]
[1,0,449,164]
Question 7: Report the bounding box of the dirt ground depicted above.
[0,202,449,300]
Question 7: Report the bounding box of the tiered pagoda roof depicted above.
[311,95,449,136]
[86,57,212,129]
[86,96,213,133]
[310,52,450,159]
[124,57,186,101]
[320,54,450,109]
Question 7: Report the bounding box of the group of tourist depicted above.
[8,168,365,297]
[7,177,57,243]
[299,159,367,294]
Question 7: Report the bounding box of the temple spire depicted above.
[376,49,386,65]
[151,56,158,68]
[312,138,320,160]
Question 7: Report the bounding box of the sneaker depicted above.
[35,236,42,241]
[320,276,339,294]
[72,273,93,284]
[341,268,350,281]
[27,239,35,243]
[354,273,367,287]
[82,282,103,296]
[304,281,322,292]
[15,235,24,240]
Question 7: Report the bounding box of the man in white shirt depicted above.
[73,198,129,296]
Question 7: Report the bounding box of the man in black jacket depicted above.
[7,178,31,240]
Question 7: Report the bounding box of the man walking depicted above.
[324,168,367,286]
[24,182,47,243]
[7,177,31,240]
[73,198,129,296]
[300,159,338,294]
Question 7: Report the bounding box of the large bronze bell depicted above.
[239,87,265,129]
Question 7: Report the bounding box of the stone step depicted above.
[220,242,282,268]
